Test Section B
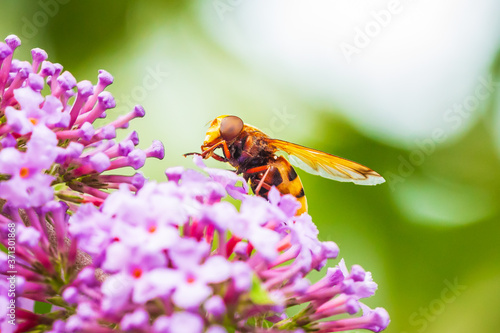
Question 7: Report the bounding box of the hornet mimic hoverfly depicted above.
[185,115,385,215]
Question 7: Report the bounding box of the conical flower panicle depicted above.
[0,34,164,210]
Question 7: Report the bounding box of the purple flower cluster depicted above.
[0,34,163,210]
[0,35,389,333]
[0,201,76,332]
[53,156,388,332]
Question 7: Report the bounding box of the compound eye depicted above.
[220,116,244,142]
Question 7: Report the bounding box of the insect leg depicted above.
[197,140,231,159]
[211,154,227,162]
[245,165,269,174]
[220,141,231,159]
[254,166,272,195]
[184,150,227,162]
[257,181,272,191]
[245,165,272,196]
[183,152,201,157]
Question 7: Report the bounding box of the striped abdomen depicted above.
[245,156,307,215]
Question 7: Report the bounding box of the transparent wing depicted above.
[269,139,385,185]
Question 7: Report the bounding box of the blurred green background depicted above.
[2,0,500,332]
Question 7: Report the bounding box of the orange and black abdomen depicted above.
[225,130,307,215]
[245,156,308,215]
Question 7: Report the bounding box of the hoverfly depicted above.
[185,115,384,215]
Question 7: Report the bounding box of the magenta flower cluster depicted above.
[0,35,389,333]
[0,35,163,210]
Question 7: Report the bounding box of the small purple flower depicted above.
[171,255,232,309]
[338,259,378,298]
[206,325,227,333]
[193,155,248,199]
[132,268,181,304]
[204,295,226,318]
[167,312,204,333]
[121,308,150,331]
[0,133,56,208]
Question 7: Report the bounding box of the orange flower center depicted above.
[19,167,30,178]
[148,225,157,233]
[132,268,142,279]
[29,118,38,125]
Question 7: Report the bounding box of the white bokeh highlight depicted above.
[199,0,500,148]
